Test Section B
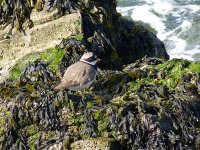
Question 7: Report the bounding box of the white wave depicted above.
[183,5,200,13]
[180,20,192,32]
[117,6,135,16]
[151,0,174,15]
[170,54,193,60]
[117,0,200,61]
[129,5,166,39]
[166,36,187,59]
[185,46,200,55]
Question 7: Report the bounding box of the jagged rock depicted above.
[67,0,169,70]
[117,17,169,65]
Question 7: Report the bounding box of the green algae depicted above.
[28,133,40,150]
[129,78,155,91]
[135,21,158,34]
[155,59,200,88]
[75,34,83,41]
[0,105,10,137]
[27,130,57,150]
[39,48,65,73]
[23,125,39,149]
[63,135,70,149]
[25,124,38,137]
[127,59,200,91]
[188,61,200,73]
[10,48,65,81]
[10,53,39,80]
[155,59,189,89]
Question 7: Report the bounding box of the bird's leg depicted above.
[79,90,86,107]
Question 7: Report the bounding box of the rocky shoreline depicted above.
[1,57,200,149]
[1,0,200,149]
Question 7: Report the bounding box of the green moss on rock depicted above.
[75,34,84,41]
[10,48,65,81]
[126,58,200,91]
[39,48,65,73]
[188,61,200,73]
[155,59,200,88]
[10,53,39,80]
[135,21,158,34]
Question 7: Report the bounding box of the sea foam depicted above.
[117,0,200,61]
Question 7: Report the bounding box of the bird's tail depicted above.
[54,82,66,90]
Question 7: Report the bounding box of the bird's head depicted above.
[80,52,100,66]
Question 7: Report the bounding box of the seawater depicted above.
[117,0,200,61]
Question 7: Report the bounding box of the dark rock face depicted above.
[117,17,170,65]
[72,0,169,69]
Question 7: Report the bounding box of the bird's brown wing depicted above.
[54,80,79,90]
[54,62,96,90]
[79,66,96,86]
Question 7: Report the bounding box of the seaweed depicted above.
[2,57,200,149]
[10,48,65,81]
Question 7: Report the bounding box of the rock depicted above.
[70,138,112,150]
[72,0,169,69]
[116,17,169,65]
[48,142,63,150]
[0,12,81,82]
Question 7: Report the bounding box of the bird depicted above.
[54,52,99,91]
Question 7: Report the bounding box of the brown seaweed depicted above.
[2,57,200,149]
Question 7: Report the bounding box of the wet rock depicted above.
[19,59,57,86]
[117,18,169,65]
[74,0,169,69]
[93,70,131,100]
